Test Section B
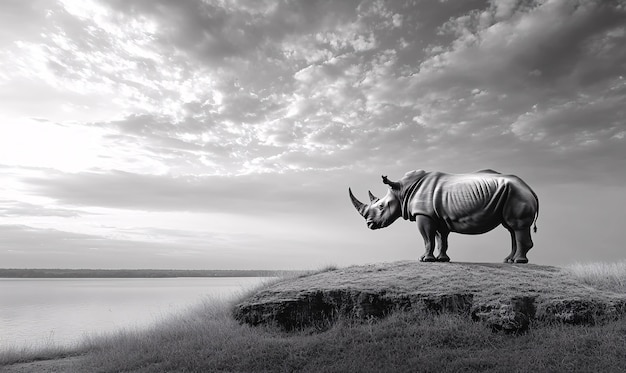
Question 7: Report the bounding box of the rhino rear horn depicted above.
[368,191,379,203]
[349,188,368,217]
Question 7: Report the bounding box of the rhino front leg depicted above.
[436,230,451,262]
[416,216,437,262]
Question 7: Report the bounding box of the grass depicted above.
[2,262,626,372]
[567,261,626,292]
[0,342,87,366]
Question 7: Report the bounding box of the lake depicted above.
[0,277,267,350]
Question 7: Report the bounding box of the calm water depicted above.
[0,277,267,350]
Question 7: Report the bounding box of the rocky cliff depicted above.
[233,261,626,333]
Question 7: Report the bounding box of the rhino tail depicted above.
[532,190,539,233]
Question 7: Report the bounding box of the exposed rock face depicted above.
[236,290,473,330]
[471,295,537,332]
[233,262,626,333]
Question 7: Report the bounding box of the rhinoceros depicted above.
[349,169,539,263]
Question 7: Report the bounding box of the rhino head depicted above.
[349,175,402,230]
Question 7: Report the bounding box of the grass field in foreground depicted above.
[2,262,626,372]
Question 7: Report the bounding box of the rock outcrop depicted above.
[233,261,626,333]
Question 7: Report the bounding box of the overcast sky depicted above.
[1,0,625,269]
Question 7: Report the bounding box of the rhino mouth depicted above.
[367,220,380,230]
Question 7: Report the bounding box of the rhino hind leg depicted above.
[502,188,537,264]
[503,229,517,263]
[511,228,533,264]
[436,254,451,263]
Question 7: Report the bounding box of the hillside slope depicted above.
[234,261,626,332]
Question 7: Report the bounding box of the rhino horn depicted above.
[349,188,368,217]
[368,191,379,203]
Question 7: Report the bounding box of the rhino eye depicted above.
[378,204,384,211]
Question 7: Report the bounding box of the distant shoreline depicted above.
[0,268,291,278]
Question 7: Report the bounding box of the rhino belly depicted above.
[444,214,502,234]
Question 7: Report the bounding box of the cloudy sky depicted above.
[1,0,625,269]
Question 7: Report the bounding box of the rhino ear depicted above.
[381,175,401,190]
[368,191,379,203]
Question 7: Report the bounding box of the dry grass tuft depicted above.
[567,261,626,292]
[0,341,86,366]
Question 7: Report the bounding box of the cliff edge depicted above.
[233,261,626,333]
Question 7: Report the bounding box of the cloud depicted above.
[22,169,349,215]
[102,0,362,70]
[0,224,158,269]
[0,1,54,47]
[0,224,263,269]
[349,0,626,177]
[1,0,623,185]
[419,0,626,90]
[0,200,85,218]
[510,92,626,145]
[403,0,626,136]
[21,1,435,174]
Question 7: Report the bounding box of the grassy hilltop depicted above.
[234,261,626,333]
[2,261,626,372]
